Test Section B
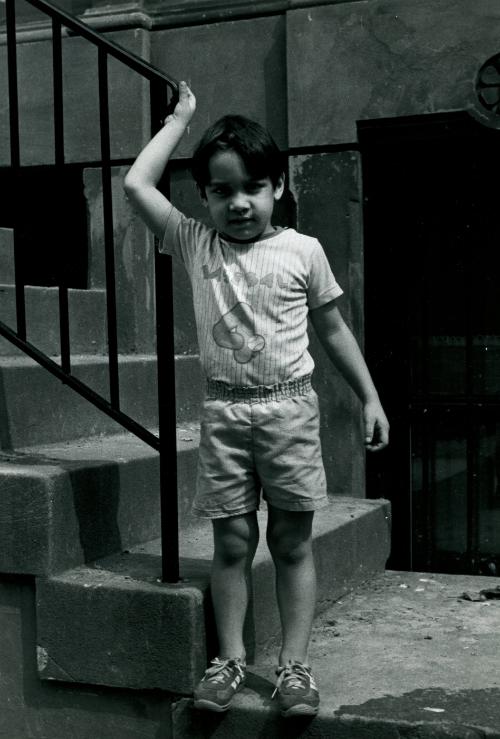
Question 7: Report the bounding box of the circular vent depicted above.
[476,54,500,115]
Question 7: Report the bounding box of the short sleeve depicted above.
[307,240,343,309]
[159,205,213,275]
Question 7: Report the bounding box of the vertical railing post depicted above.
[151,80,180,583]
[52,16,71,372]
[6,0,26,341]
[98,47,120,409]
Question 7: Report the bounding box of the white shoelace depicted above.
[272,662,313,698]
[203,657,245,685]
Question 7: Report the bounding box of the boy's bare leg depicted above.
[211,511,259,659]
[266,506,316,665]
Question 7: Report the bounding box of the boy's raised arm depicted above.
[124,81,196,239]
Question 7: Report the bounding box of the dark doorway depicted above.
[360,112,500,575]
[0,165,88,288]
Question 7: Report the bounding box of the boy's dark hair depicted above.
[191,115,285,195]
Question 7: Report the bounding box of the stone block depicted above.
[0,463,67,575]
[0,445,156,575]
[151,15,287,159]
[0,578,174,739]
[36,560,209,694]
[287,0,500,147]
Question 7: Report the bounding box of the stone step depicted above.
[35,498,390,696]
[0,284,108,356]
[0,353,203,448]
[0,425,199,577]
[173,570,500,738]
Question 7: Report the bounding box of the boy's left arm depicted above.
[309,300,389,452]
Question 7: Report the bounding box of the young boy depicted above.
[124,81,389,718]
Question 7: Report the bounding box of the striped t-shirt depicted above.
[160,206,343,386]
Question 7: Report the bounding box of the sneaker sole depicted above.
[281,704,319,718]
[193,698,231,712]
[193,680,246,713]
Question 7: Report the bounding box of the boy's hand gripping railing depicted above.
[3,0,181,583]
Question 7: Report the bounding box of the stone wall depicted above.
[286,0,500,146]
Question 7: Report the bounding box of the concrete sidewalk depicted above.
[174,570,500,738]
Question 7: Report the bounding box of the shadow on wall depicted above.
[67,461,123,563]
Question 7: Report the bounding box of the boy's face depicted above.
[203,149,284,243]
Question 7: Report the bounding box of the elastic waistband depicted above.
[205,375,313,403]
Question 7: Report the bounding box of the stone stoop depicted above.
[34,498,390,696]
[36,561,210,696]
[0,325,392,723]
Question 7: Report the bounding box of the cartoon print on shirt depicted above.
[202,264,289,290]
[212,302,266,363]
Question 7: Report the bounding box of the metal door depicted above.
[360,112,500,574]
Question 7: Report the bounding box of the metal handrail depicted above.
[9,0,179,88]
[2,0,181,583]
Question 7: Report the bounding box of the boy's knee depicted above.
[213,514,259,565]
[266,508,314,564]
[215,536,253,565]
[266,527,312,565]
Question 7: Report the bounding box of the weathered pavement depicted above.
[174,570,500,738]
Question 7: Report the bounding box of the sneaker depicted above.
[193,657,246,712]
[272,661,319,718]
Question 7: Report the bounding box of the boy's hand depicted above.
[363,399,389,452]
[165,80,196,127]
